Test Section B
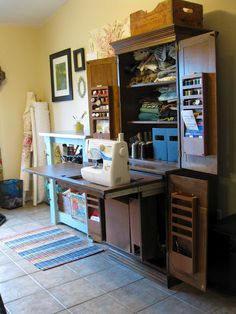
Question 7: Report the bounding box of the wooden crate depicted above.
[130,0,203,36]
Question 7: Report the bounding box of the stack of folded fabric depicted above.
[129,43,176,85]
[138,101,160,121]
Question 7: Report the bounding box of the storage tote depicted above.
[0,179,23,209]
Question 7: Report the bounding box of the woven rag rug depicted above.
[3,226,104,270]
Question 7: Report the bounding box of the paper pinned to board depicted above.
[181,110,199,131]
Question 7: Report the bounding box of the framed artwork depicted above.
[49,48,73,102]
[73,48,85,72]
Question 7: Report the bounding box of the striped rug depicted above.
[3,226,104,270]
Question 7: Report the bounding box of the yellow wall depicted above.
[0,0,236,215]
[0,26,41,179]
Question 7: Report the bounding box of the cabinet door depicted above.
[105,198,131,252]
[168,173,208,291]
[86,57,120,139]
[178,32,218,174]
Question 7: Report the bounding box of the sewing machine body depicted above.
[81,139,130,187]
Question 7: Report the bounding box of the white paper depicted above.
[181,110,199,131]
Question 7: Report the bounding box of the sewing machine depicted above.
[81,138,130,187]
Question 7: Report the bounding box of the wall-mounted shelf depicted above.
[180,73,208,156]
[90,86,112,139]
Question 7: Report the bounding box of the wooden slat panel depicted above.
[172,222,192,232]
[172,231,193,241]
[172,213,192,222]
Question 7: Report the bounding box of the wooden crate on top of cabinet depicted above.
[130,0,203,36]
[90,86,112,139]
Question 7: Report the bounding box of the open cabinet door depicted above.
[168,171,210,292]
[178,32,218,174]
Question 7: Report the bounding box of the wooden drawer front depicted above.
[87,194,103,242]
[170,192,198,275]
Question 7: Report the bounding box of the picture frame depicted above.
[49,48,73,102]
[73,48,85,72]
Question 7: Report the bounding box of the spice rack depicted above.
[170,192,198,275]
[180,73,208,156]
[90,86,111,139]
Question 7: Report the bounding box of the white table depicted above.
[40,131,90,233]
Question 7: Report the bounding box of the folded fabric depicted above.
[140,107,160,114]
[138,112,159,121]
[159,91,177,102]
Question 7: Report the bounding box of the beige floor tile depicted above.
[175,283,225,313]
[31,265,80,289]
[5,290,64,314]
[0,275,42,303]
[10,221,45,233]
[85,264,143,293]
[109,277,170,312]
[66,252,115,277]
[69,294,132,314]
[14,258,40,274]
[138,296,203,314]
[0,262,25,282]
[49,277,104,308]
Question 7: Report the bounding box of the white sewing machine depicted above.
[81,138,130,187]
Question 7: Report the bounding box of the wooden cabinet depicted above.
[90,86,112,139]
[105,194,162,261]
[110,25,218,291]
[86,57,120,139]
[111,26,217,175]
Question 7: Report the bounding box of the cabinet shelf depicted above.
[92,117,109,120]
[92,110,109,113]
[181,105,203,109]
[182,95,203,100]
[182,84,202,89]
[127,80,176,88]
[128,120,177,126]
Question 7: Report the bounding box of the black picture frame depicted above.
[73,48,85,72]
[49,48,73,102]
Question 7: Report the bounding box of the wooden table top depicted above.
[26,162,164,198]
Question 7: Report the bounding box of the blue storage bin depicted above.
[152,128,167,161]
[167,128,178,162]
[0,179,23,209]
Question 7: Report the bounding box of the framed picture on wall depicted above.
[49,48,73,102]
[73,48,85,72]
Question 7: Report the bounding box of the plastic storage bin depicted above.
[0,179,23,209]
[152,128,178,162]
[167,128,178,162]
[152,128,168,161]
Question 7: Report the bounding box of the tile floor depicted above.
[0,203,235,314]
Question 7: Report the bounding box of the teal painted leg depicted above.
[48,179,58,224]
